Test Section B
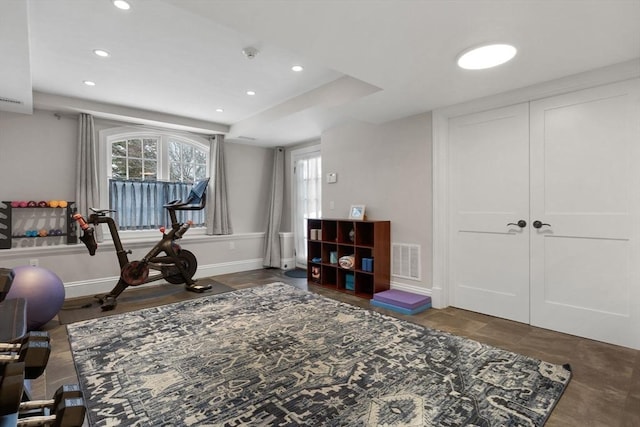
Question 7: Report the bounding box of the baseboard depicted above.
[63,258,264,299]
[430,285,444,309]
[389,281,432,297]
[194,258,264,279]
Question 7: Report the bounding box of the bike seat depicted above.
[164,178,209,211]
[89,208,116,217]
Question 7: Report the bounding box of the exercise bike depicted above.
[72,178,212,311]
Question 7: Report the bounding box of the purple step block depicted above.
[373,289,431,310]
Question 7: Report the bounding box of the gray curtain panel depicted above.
[263,147,284,267]
[76,113,103,241]
[206,135,233,235]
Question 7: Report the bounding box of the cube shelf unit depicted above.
[0,201,78,250]
[307,218,390,298]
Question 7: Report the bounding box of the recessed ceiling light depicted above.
[246,90,256,96]
[291,65,304,72]
[112,0,130,10]
[457,44,517,70]
[93,49,110,57]
[83,80,96,86]
[215,108,224,113]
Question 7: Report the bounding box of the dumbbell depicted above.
[17,384,86,427]
[0,362,24,416]
[0,332,51,379]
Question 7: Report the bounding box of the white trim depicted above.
[97,126,210,229]
[289,144,321,269]
[34,91,229,135]
[436,59,640,118]
[0,232,265,259]
[63,257,265,298]
[431,60,640,312]
[431,109,450,309]
[390,281,432,297]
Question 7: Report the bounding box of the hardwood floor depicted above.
[33,269,640,426]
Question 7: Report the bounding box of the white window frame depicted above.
[98,126,210,240]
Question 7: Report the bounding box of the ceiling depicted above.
[1,0,639,147]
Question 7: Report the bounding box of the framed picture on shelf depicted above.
[349,204,366,220]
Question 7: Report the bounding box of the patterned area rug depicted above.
[67,283,571,426]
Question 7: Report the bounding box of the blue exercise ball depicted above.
[6,266,65,330]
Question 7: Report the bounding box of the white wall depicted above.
[0,110,76,200]
[225,142,274,233]
[321,112,433,292]
[0,109,273,297]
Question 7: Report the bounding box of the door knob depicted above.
[507,220,527,228]
[532,220,551,229]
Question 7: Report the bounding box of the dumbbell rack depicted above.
[0,201,78,250]
[1,268,86,426]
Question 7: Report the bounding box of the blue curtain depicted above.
[109,180,205,230]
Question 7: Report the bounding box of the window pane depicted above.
[182,145,194,162]
[128,139,142,158]
[144,160,157,180]
[143,139,157,160]
[195,150,206,163]
[112,157,126,178]
[129,159,142,180]
[168,141,181,163]
[170,165,181,182]
[184,164,195,182]
[195,165,206,180]
[113,140,127,157]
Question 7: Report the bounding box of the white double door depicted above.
[449,79,640,349]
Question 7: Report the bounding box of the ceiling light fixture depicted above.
[215,108,224,113]
[291,65,304,72]
[83,80,96,86]
[457,44,517,70]
[112,0,130,10]
[93,49,110,57]
[246,90,256,96]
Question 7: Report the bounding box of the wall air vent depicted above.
[0,96,23,105]
[392,243,421,280]
[237,136,256,141]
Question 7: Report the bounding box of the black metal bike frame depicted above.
[88,207,194,300]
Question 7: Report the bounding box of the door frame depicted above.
[431,60,640,310]
[289,144,322,269]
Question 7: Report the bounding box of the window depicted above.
[111,137,159,180]
[100,128,210,232]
